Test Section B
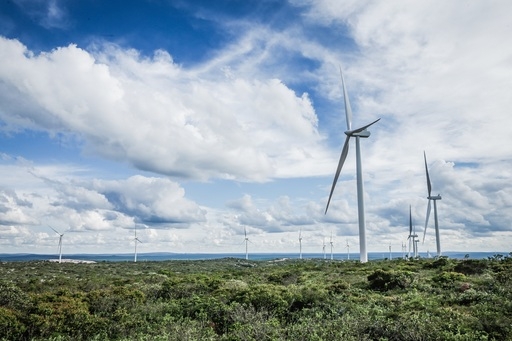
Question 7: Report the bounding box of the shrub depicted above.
[453,259,488,275]
[367,269,414,291]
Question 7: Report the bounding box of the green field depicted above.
[1,255,511,340]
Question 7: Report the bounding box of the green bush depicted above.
[367,269,415,291]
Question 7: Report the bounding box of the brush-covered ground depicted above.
[1,254,511,341]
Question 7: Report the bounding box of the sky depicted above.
[0,0,511,256]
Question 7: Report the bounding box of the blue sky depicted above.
[1,0,511,256]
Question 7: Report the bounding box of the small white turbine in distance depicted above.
[322,238,326,259]
[346,240,350,260]
[407,206,418,258]
[422,151,442,256]
[49,225,64,263]
[329,232,334,260]
[134,225,143,263]
[325,69,380,263]
[298,229,303,260]
[244,227,249,260]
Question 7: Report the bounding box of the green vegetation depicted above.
[0,255,511,340]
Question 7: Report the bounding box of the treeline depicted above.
[0,255,511,340]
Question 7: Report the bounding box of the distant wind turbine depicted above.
[422,151,442,256]
[134,225,142,263]
[49,225,64,263]
[329,232,334,260]
[346,240,350,260]
[325,69,380,263]
[322,238,326,259]
[407,206,418,258]
[298,229,303,260]
[389,243,392,260]
[244,227,249,260]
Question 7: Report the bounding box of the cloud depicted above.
[0,36,328,181]
[90,175,206,227]
[13,0,69,29]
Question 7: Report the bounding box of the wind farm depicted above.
[1,1,510,338]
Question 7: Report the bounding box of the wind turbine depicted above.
[243,227,249,260]
[322,238,326,259]
[388,243,392,260]
[134,225,142,263]
[407,206,418,258]
[346,240,350,260]
[422,151,442,256]
[49,226,64,263]
[298,229,303,260]
[325,69,380,263]
[329,232,334,260]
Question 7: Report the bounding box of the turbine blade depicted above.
[348,118,381,135]
[325,135,351,214]
[48,225,60,235]
[340,68,353,131]
[423,199,432,243]
[424,151,432,197]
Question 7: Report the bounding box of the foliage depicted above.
[0,255,511,340]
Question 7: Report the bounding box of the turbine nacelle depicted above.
[345,129,371,138]
[428,195,442,200]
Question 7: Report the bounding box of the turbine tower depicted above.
[346,240,350,260]
[49,226,64,263]
[325,69,380,263]
[389,243,392,260]
[322,238,326,259]
[407,206,418,258]
[298,229,303,260]
[422,151,442,256]
[329,232,334,260]
[244,227,249,260]
[134,225,142,263]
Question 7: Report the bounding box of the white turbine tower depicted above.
[389,243,392,260]
[422,151,442,256]
[325,70,380,263]
[407,206,418,258]
[134,225,142,263]
[244,227,249,260]
[49,226,64,263]
[346,240,350,260]
[322,238,326,259]
[329,232,334,260]
[298,229,303,260]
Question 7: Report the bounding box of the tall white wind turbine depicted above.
[325,70,380,263]
[49,226,64,263]
[346,240,350,260]
[134,225,142,263]
[422,152,442,256]
[298,229,303,260]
